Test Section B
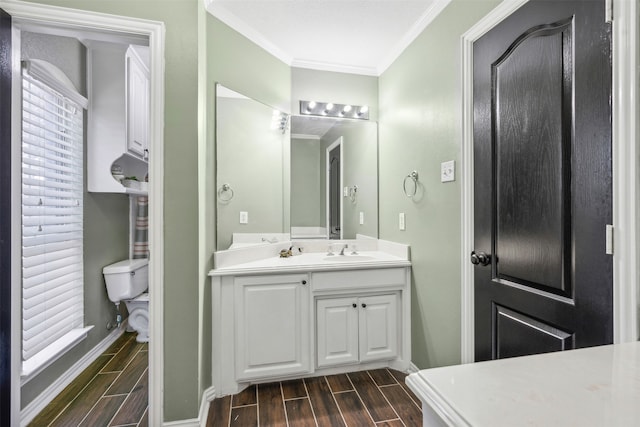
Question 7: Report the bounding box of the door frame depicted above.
[460,0,639,363]
[2,1,165,424]
[326,137,344,239]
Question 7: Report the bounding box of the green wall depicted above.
[378,0,500,369]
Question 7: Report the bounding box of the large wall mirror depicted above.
[216,84,378,250]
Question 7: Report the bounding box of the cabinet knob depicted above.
[361,303,367,308]
[301,280,307,285]
[352,303,357,308]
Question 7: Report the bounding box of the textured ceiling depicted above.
[206,0,441,76]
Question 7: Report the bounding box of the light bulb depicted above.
[325,103,334,111]
[358,105,369,115]
[343,105,352,113]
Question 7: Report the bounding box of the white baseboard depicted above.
[162,385,216,427]
[198,386,216,427]
[163,418,200,427]
[408,362,420,374]
[20,324,127,426]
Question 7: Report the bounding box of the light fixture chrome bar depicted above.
[299,100,369,120]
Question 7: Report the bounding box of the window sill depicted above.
[21,326,94,385]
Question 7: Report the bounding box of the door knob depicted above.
[470,251,491,266]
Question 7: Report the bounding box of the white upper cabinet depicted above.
[126,46,150,160]
[87,42,149,194]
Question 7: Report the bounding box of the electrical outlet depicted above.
[399,212,406,230]
[239,211,248,224]
[359,212,364,225]
[441,160,455,182]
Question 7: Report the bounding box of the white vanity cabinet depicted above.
[209,248,411,396]
[234,274,310,381]
[317,293,398,368]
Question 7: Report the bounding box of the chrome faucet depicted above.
[339,244,348,256]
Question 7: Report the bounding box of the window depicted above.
[21,60,90,379]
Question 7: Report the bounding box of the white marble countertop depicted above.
[209,238,411,277]
[209,250,410,276]
[407,342,640,426]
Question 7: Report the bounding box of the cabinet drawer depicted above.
[312,268,406,291]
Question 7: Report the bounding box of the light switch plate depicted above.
[239,211,248,224]
[343,186,349,197]
[359,211,364,225]
[399,213,406,230]
[441,160,455,182]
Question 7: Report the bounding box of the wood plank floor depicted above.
[29,332,148,427]
[206,368,422,427]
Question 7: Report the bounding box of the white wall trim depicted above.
[460,0,531,364]
[198,386,216,427]
[20,327,125,426]
[203,0,292,66]
[377,0,452,75]
[611,0,639,343]
[460,0,639,363]
[2,1,166,424]
[290,58,378,77]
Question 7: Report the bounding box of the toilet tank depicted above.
[102,258,148,303]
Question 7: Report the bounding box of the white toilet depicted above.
[103,258,149,343]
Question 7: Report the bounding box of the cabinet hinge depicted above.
[606,224,614,255]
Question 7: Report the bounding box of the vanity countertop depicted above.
[209,250,410,277]
[406,341,640,426]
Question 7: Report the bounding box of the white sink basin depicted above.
[323,255,376,262]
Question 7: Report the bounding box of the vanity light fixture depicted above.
[300,100,370,120]
[271,109,289,133]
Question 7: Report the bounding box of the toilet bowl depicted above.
[103,258,149,343]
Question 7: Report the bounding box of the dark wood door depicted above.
[0,6,11,425]
[473,0,612,361]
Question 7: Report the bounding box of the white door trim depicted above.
[460,0,639,364]
[611,0,639,344]
[2,1,165,424]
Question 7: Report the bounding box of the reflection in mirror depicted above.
[290,116,378,240]
[216,84,290,250]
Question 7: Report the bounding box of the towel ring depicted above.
[217,183,234,202]
[403,171,419,197]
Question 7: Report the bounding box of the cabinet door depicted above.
[317,297,359,367]
[359,294,398,362]
[235,274,310,380]
[126,49,149,159]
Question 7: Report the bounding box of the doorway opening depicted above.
[326,137,343,240]
[4,4,164,425]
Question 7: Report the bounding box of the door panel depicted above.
[494,305,573,359]
[474,0,612,361]
[494,19,572,297]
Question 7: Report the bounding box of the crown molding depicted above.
[377,0,452,75]
[204,0,292,65]
[291,58,379,76]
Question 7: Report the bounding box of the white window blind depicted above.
[21,65,85,363]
